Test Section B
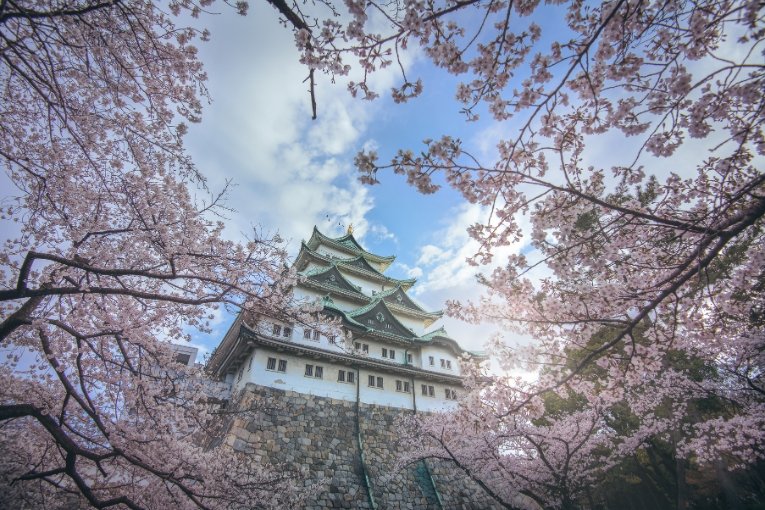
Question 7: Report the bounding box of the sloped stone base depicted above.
[217,383,500,509]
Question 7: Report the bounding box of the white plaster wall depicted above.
[359,369,415,409]
[316,245,352,261]
[231,347,459,410]
[349,337,410,366]
[419,345,461,376]
[239,349,358,401]
[413,379,460,413]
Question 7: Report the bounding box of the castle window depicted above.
[382,348,388,358]
[421,384,435,397]
[338,370,345,382]
[304,329,312,339]
[329,335,337,344]
[389,349,395,360]
[267,357,276,371]
[376,377,383,388]
[355,343,369,353]
[277,360,287,372]
[368,375,375,387]
[247,357,253,371]
[396,380,402,392]
[237,366,243,382]
[283,327,292,338]
[304,364,323,378]
[404,381,410,393]
[313,330,320,341]
[445,389,458,400]
[440,359,446,368]
[407,353,413,364]
[272,324,281,336]
[446,360,452,370]
[429,356,434,366]
[396,380,411,393]
[347,371,355,384]
[428,385,435,397]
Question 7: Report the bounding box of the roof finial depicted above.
[347,223,354,235]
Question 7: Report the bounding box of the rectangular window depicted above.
[277,360,287,373]
[428,385,435,397]
[347,372,355,384]
[446,360,452,370]
[247,357,253,371]
[267,357,276,371]
[445,389,458,400]
[272,324,281,336]
[396,380,402,392]
[404,381,410,393]
[305,364,314,377]
[390,349,395,360]
[376,377,383,389]
[429,356,434,366]
[362,344,369,353]
[315,366,323,379]
[329,335,337,344]
[382,348,388,358]
[440,359,446,368]
[283,327,292,338]
[304,329,312,339]
[354,342,360,350]
[421,384,428,396]
[368,375,375,387]
[407,353,413,363]
[237,366,243,381]
[338,370,346,382]
[313,330,320,341]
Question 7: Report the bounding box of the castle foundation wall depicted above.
[219,383,501,509]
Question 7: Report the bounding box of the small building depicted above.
[207,226,486,411]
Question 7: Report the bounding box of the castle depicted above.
[207,227,499,509]
[207,226,485,411]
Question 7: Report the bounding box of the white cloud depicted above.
[367,223,398,244]
[183,5,415,250]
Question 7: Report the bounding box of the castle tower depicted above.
[207,226,486,411]
[206,227,498,509]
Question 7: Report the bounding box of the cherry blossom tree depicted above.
[271,0,764,507]
[0,1,310,508]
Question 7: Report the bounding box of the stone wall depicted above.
[218,383,501,509]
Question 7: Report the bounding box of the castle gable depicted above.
[303,266,363,295]
[349,300,415,339]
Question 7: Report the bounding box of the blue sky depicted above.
[182,4,525,358]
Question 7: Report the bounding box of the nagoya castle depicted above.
[207,227,499,509]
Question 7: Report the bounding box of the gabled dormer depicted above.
[378,285,443,327]
[348,299,416,340]
[302,265,364,295]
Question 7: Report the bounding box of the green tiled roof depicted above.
[307,226,395,270]
[294,244,416,290]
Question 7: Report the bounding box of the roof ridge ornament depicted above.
[347,223,353,235]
